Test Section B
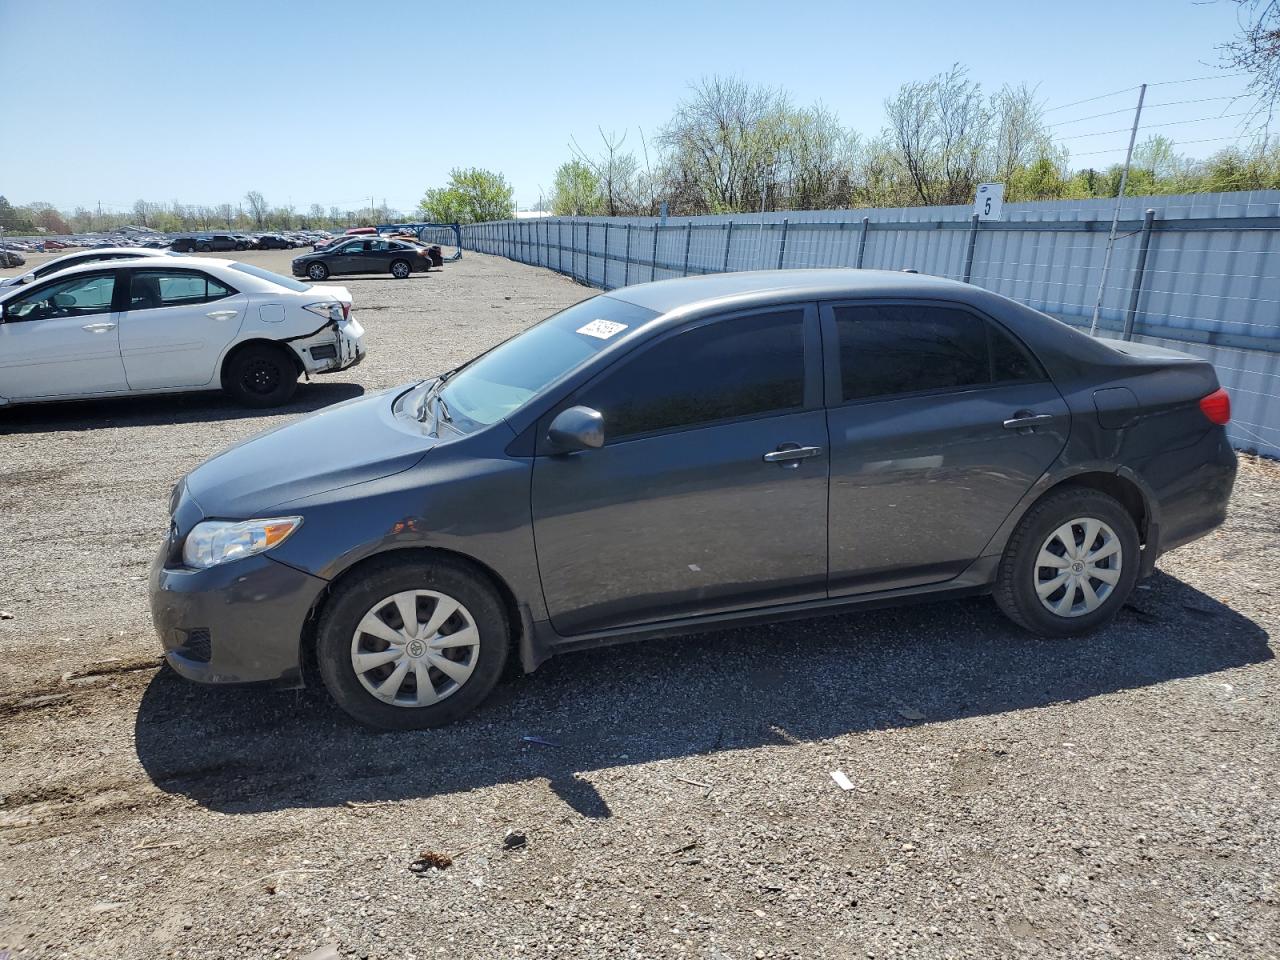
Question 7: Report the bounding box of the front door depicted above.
[118,268,246,388]
[821,300,1070,595]
[531,305,829,636]
[0,270,127,399]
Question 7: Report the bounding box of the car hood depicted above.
[183,386,434,518]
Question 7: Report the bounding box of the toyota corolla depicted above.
[151,269,1236,729]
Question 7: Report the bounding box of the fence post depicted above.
[1123,208,1156,341]
[651,224,659,281]
[624,223,632,286]
[603,222,611,288]
[962,213,980,283]
[856,216,870,268]
[585,221,592,285]
[682,221,693,276]
[776,218,789,270]
[558,220,563,274]
[723,220,734,273]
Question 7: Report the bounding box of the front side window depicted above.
[577,309,806,442]
[128,270,233,310]
[834,303,1044,403]
[3,273,116,323]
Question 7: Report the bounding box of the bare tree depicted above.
[570,128,639,215]
[1220,0,1280,132]
[990,83,1049,187]
[244,190,268,229]
[885,65,991,205]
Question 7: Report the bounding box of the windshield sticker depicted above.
[576,319,628,340]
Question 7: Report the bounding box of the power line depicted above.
[1072,134,1243,157]
[1058,112,1251,140]
[1049,96,1241,129]
[1043,85,1138,114]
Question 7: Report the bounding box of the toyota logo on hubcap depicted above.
[406,639,426,658]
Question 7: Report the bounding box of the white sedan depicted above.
[0,246,179,288]
[0,257,365,408]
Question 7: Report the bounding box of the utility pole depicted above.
[1090,83,1146,337]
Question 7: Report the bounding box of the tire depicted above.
[994,487,1140,637]
[222,343,299,408]
[316,557,510,730]
[235,243,248,251]
[307,261,329,281]
[197,243,211,252]
[390,259,411,279]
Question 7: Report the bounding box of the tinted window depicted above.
[990,322,1046,382]
[4,273,116,323]
[578,310,805,442]
[129,270,233,309]
[834,304,1042,402]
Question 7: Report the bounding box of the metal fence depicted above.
[462,191,1280,459]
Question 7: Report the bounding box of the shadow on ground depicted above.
[135,571,1270,819]
[0,382,365,433]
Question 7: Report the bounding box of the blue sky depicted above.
[0,0,1258,213]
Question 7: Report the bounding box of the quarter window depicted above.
[577,310,806,442]
[834,304,1044,402]
[128,271,233,309]
[3,273,116,323]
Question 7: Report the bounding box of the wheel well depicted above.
[1046,472,1149,543]
[220,338,303,387]
[298,547,524,683]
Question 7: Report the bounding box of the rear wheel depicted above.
[197,243,211,252]
[316,558,509,729]
[308,261,329,281]
[994,488,1140,636]
[390,259,411,279]
[223,343,298,407]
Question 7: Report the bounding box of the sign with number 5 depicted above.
[974,182,1004,221]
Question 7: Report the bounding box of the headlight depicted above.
[182,517,302,569]
[303,300,346,322]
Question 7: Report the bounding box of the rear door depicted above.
[822,300,1069,596]
[0,270,127,398]
[117,267,247,388]
[531,304,829,635]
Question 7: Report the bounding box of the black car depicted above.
[253,234,293,250]
[192,234,249,252]
[151,269,1237,729]
[291,236,434,281]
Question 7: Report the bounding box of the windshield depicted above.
[228,261,312,292]
[440,295,657,429]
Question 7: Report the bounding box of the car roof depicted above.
[0,255,292,300]
[606,268,971,317]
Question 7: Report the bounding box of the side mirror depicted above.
[17,273,34,285]
[547,405,605,452]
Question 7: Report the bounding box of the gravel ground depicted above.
[1,250,1277,960]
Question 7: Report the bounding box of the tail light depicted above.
[1199,388,1231,425]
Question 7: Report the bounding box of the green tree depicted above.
[551,160,605,215]
[419,168,515,224]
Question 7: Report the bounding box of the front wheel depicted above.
[307,261,329,281]
[994,488,1140,636]
[222,343,299,407]
[390,259,411,279]
[316,558,510,729]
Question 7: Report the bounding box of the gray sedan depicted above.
[151,269,1237,729]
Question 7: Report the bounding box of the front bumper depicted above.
[150,547,328,686]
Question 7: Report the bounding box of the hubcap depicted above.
[393,263,409,278]
[309,264,325,279]
[350,590,480,707]
[1034,517,1122,618]
[241,357,280,394]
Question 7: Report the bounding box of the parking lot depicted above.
[1,250,1278,959]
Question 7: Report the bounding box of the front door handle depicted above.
[763,444,822,469]
[1003,412,1054,430]
[206,310,238,321]
[81,322,116,333]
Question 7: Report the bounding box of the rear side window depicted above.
[129,270,234,309]
[834,304,1044,403]
[577,310,806,442]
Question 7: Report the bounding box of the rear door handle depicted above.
[206,310,238,321]
[1003,413,1054,430]
[81,322,116,333]
[763,444,822,468]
